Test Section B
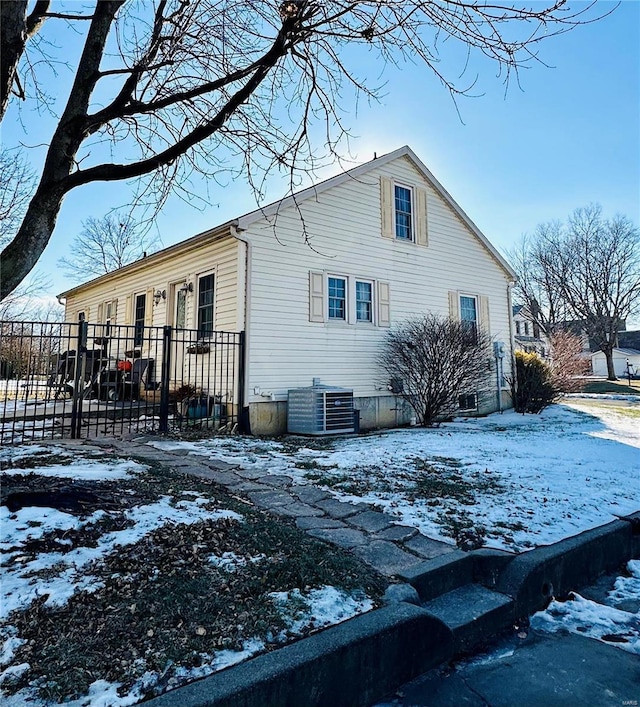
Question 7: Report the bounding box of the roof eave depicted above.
[57,221,236,299]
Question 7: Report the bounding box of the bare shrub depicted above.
[549,330,590,393]
[378,314,492,427]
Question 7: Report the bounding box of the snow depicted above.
[270,585,374,638]
[1,496,242,619]
[609,560,640,606]
[208,551,266,572]
[1,447,376,707]
[150,402,640,552]
[531,560,640,656]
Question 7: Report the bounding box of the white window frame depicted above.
[133,292,147,346]
[459,293,478,328]
[328,275,347,321]
[196,271,215,338]
[354,279,374,324]
[394,183,415,242]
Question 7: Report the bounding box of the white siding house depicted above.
[59,146,517,434]
[591,349,640,378]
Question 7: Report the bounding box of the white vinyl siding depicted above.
[243,154,511,400]
[63,236,240,334]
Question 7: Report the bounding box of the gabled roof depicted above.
[591,348,640,357]
[237,145,516,279]
[59,145,515,298]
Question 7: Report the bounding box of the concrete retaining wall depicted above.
[143,603,453,707]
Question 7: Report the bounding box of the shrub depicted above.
[377,314,492,427]
[512,351,557,413]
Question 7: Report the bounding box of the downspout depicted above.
[506,280,517,409]
[230,223,251,433]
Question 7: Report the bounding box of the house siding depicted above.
[242,155,513,419]
[63,235,241,333]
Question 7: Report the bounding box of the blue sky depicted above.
[4,1,639,300]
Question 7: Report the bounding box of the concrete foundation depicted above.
[248,391,514,436]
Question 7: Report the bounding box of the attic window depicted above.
[394,185,413,240]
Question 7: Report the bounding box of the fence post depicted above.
[159,325,172,433]
[237,330,248,433]
[70,320,88,439]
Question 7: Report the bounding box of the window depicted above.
[104,301,113,335]
[134,293,146,346]
[394,185,413,240]
[197,273,215,336]
[78,311,85,322]
[459,393,478,411]
[460,295,478,340]
[328,277,346,320]
[175,288,186,329]
[515,321,521,335]
[524,321,530,336]
[355,281,373,323]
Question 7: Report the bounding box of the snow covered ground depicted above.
[532,559,640,655]
[151,400,640,552]
[0,445,376,707]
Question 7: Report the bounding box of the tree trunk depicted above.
[0,1,28,121]
[604,347,617,381]
[0,185,65,300]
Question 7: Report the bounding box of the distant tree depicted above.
[511,205,640,381]
[0,148,46,319]
[0,148,35,250]
[548,330,590,393]
[378,314,492,426]
[58,213,159,282]
[0,0,608,300]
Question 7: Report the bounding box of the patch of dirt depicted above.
[2,454,386,704]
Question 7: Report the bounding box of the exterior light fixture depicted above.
[153,289,166,305]
[179,282,194,294]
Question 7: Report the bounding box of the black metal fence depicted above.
[0,320,245,444]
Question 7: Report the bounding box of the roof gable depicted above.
[236,145,516,279]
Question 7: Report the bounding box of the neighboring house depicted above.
[58,146,517,434]
[618,330,640,351]
[512,305,548,358]
[591,348,640,378]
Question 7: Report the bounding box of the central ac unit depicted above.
[287,383,355,435]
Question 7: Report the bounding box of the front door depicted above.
[169,281,188,388]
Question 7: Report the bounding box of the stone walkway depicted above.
[91,436,455,578]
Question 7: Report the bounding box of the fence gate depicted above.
[0,320,245,445]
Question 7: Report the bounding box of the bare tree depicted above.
[508,225,572,337]
[58,213,160,282]
[511,205,640,380]
[1,0,607,300]
[548,330,590,392]
[0,148,35,250]
[378,314,492,426]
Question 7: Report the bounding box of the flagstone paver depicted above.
[295,517,347,531]
[375,525,419,543]
[315,498,369,519]
[403,534,454,559]
[348,510,395,533]
[307,527,369,549]
[353,540,421,575]
[97,436,458,578]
